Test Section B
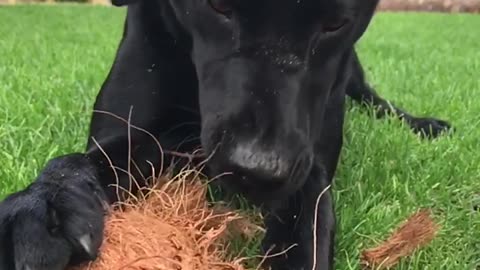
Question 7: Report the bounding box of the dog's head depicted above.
[114,0,379,202]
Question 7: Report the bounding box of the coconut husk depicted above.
[360,208,440,269]
[69,169,264,270]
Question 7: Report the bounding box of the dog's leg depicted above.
[261,171,335,270]
[261,96,345,270]
[346,50,452,138]
[0,4,201,269]
[84,3,201,202]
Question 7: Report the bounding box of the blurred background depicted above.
[1,0,479,13]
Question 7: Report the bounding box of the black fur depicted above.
[0,0,451,269]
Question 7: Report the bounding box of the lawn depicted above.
[0,5,479,270]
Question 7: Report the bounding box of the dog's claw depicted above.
[78,234,96,259]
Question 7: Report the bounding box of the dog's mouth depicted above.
[200,136,315,203]
[208,161,312,204]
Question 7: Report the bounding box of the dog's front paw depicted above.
[409,117,453,138]
[0,154,107,270]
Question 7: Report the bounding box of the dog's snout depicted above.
[229,142,290,180]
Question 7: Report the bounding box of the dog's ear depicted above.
[111,0,139,7]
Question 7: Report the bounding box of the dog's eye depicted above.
[208,0,233,17]
[322,18,349,33]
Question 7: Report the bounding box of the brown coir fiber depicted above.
[360,209,440,269]
[63,158,439,270]
[69,170,263,270]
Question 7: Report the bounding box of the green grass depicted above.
[0,5,479,270]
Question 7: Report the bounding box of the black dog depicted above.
[0,0,451,269]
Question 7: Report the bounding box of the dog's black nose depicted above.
[227,141,291,181]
